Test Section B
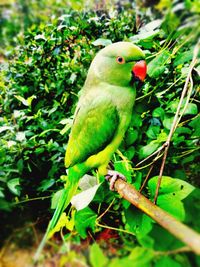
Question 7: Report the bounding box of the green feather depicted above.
[34,164,88,261]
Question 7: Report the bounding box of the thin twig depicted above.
[13,195,51,205]
[154,147,169,203]
[136,41,199,201]
[136,143,166,167]
[139,163,154,193]
[155,246,192,256]
[178,112,200,127]
[139,149,163,192]
[97,198,115,221]
[154,41,199,203]
[96,222,135,236]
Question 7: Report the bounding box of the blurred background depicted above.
[0,1,199,266]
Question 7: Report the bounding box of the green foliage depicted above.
[0,0,200,266]
[90,243,108,267]
[75,207,97,238]
[148,176,194,221]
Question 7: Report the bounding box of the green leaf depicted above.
[92,38,112,47]
[131,113,142,128]
[139,141,160,158]
[114,160,132,183]
[150,224,181,250]
[75,207,97,238]
[148,50,170,78]
[130,29,160,43]
[128,247,154,266]
[49,211,75,238]
[38,179,55,192]
[148,176,195,220]
[0,187,5,198]
[169,98,198,116]
[78,174,98,190]
[71,184,101,211]
[109,247,154,267]
[189,116,200,137]
[148,176,195,201]
[60,118,73,135]
[130,19,162,44]
[146,125,160,139]
[14,95,36,107]
[183,103,198,115]
[125,128,138,145]
[16,131,26,142]
[157,194,185,221]
[125,207,153,237]
[0,199,12,211]
[173,50,193,66]
[7,178,21,196]
[0,126,13,133]
[152,107,165,120]
[90,243,108,267]
[35,34,46,40]
[163,116,174,130]
[133,171,142,191]
[162,11,180,34]
[175,126,192,135]
[155,256,182,267]
[124,146,135,160]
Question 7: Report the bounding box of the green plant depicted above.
[0,0,200,266]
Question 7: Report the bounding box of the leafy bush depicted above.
[0,0,200,265]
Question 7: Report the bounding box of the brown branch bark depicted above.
[111,178,200,255]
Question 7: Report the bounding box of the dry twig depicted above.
[136,41,199,203]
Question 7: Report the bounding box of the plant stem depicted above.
[154,41,199,203]
[97,198,115,221]
[96,222,135,236]
[155,246,192,256]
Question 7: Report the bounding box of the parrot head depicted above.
[87,41,147,87]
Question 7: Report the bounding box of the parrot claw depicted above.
[106,170,126,191]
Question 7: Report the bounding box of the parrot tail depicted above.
[34,163,89,262]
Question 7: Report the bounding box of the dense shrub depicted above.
[0,0,199,265]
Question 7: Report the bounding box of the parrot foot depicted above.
[106,170,126,191]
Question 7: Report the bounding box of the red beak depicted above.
[132,60,147,81]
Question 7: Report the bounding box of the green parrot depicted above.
[34,41,146,259]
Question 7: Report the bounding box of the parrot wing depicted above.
[65,98,119,168]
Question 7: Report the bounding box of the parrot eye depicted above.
[116,56,125,64]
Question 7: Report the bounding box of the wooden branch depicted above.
[111,178,200,255]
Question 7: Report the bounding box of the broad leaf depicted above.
[75,207,97,238]
[148,176,195,220]
[155,256,182,267]
[139,141,160,158]
[92,38,112,47]
[71,184,101,211]
[148,50,170,78]
[125,206,153,237]
[108,247,154,267]
[152,107,165,120]
[90,243,108,267]
[7,178,21,196]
